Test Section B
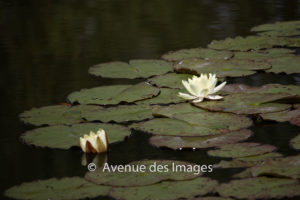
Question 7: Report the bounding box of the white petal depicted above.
[79,137,87,152]
[192,97,204,103]
[213,81,227,93]
[182,80,197,96]
[207,95,224,100]
[178,92,196,100]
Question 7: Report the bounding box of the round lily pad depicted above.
[216,177,300,199]
[88,59,173,79]
[251,20,300,36]
[233,48,295,61]
[19,104,100,126]
[67,82,160,105]
[267,56,300,74]
[21,123,131,149]
[148,73,194,89]
[173,58,270,78]
[152,103,206,118]
[250,155,300,179]
[149,129,252,149]
[161,48,233,62]
[208,36,300,51]
[4,177,110,200]
[82,104,153,123]
[109,177,218,200]
[208,143,277,158]
[290,134,300,150]
[85,160,201,187]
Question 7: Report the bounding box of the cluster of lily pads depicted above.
[5,20,300,200]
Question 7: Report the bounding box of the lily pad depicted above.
[194,93,291,115]
[149,129,252,149]
[82,104,153,123]
[291,134,300,150]
[208,143,277,158]
[260,108,300,123]
[67,82,160,105]
[214,152,282,168]
[109,177,218,200]
[21,123,131,149]
[251,20,300,36]
[250,155,300,179]
[161,48,233,62]
[216,177,300,199]
[19,104,100,126]
[152,103,206,118]
[131,112,252,136]
[88,59,173,79]
[233,48,295,60]
[187,198,233,200]
[173,58,270,78]
[267,56,300,74]
[85,160,201,187]
[148,73,193,89]
[4,177,110,200]
[208,36,300,51]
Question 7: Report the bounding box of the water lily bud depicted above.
[79,129,108,153]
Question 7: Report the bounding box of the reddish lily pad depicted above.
[148,73,193,89]
[149,129,253,149]
[208,143,277,158]
[291,134,300,150]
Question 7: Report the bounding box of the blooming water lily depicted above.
[79,128,108,153]
[178,73,226,103]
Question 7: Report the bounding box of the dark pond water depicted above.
[1,0,300,199]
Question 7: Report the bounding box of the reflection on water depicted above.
[1,0,300,198]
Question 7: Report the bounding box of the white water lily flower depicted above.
[178,73,226,103]
[79,129,108,153]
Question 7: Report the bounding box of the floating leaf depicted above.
[267,56,300,74]
[21,123,131,149]
[149,129,252,149]
[216,177,300,199]
[148,73,193,89]
[188,197,233,200]
[208,36,300,51]
[109,177,218,200]
[82,104,153,123]
[291,134,300,150]
[251,20,300,36]
[260,108,300,124]
[85,160,201,187]
[152,103,206,118]
[88,59,173,79]
[4,177,110,200]
[173,58,270,78]
[161,48,233,62]
[67,82,160,105]
[233,48,295,60]
[208,143,276,158]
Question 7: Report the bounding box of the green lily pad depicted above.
[152,103,206,118]
[208,143,277,158]
[88,59,173,79]
[260,108,300,123]
[214,152,282,168]
[4,177,110,200]
[149,129,252,149]
[82,104,153,123]
[161,48,233,62]
[250,155,300,179]
[173,58,270,78]
[187,197,233,200]
[216,177,300,199]
[67,82,160,105]
[233,48,295,60]
[208,36,300,51]
[21,123,131,149]
[130,112,252,136]
[251,20,300,36]
[19,104,100,126]
[291,134,300,150]
[135,88,185,105]
[148,73,193,89]
[194,93,291,115]
[85,160,201,187]
[109,177,218,200]
[267,56,300,74]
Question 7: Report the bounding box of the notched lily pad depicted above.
[251,20,300,36]
[161,48,233,62]
[291,134,300,150]
[67,82,160,105]
[109,177,218,200]
[149,129,253,149]
[152,103,206,118]
[85,160,201,187]
[89,59,173,79]
[208,143,277,158]
[148,73,193,89]
[216,177,300,199]
[21,123,131,149]
[4,177,110,200]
